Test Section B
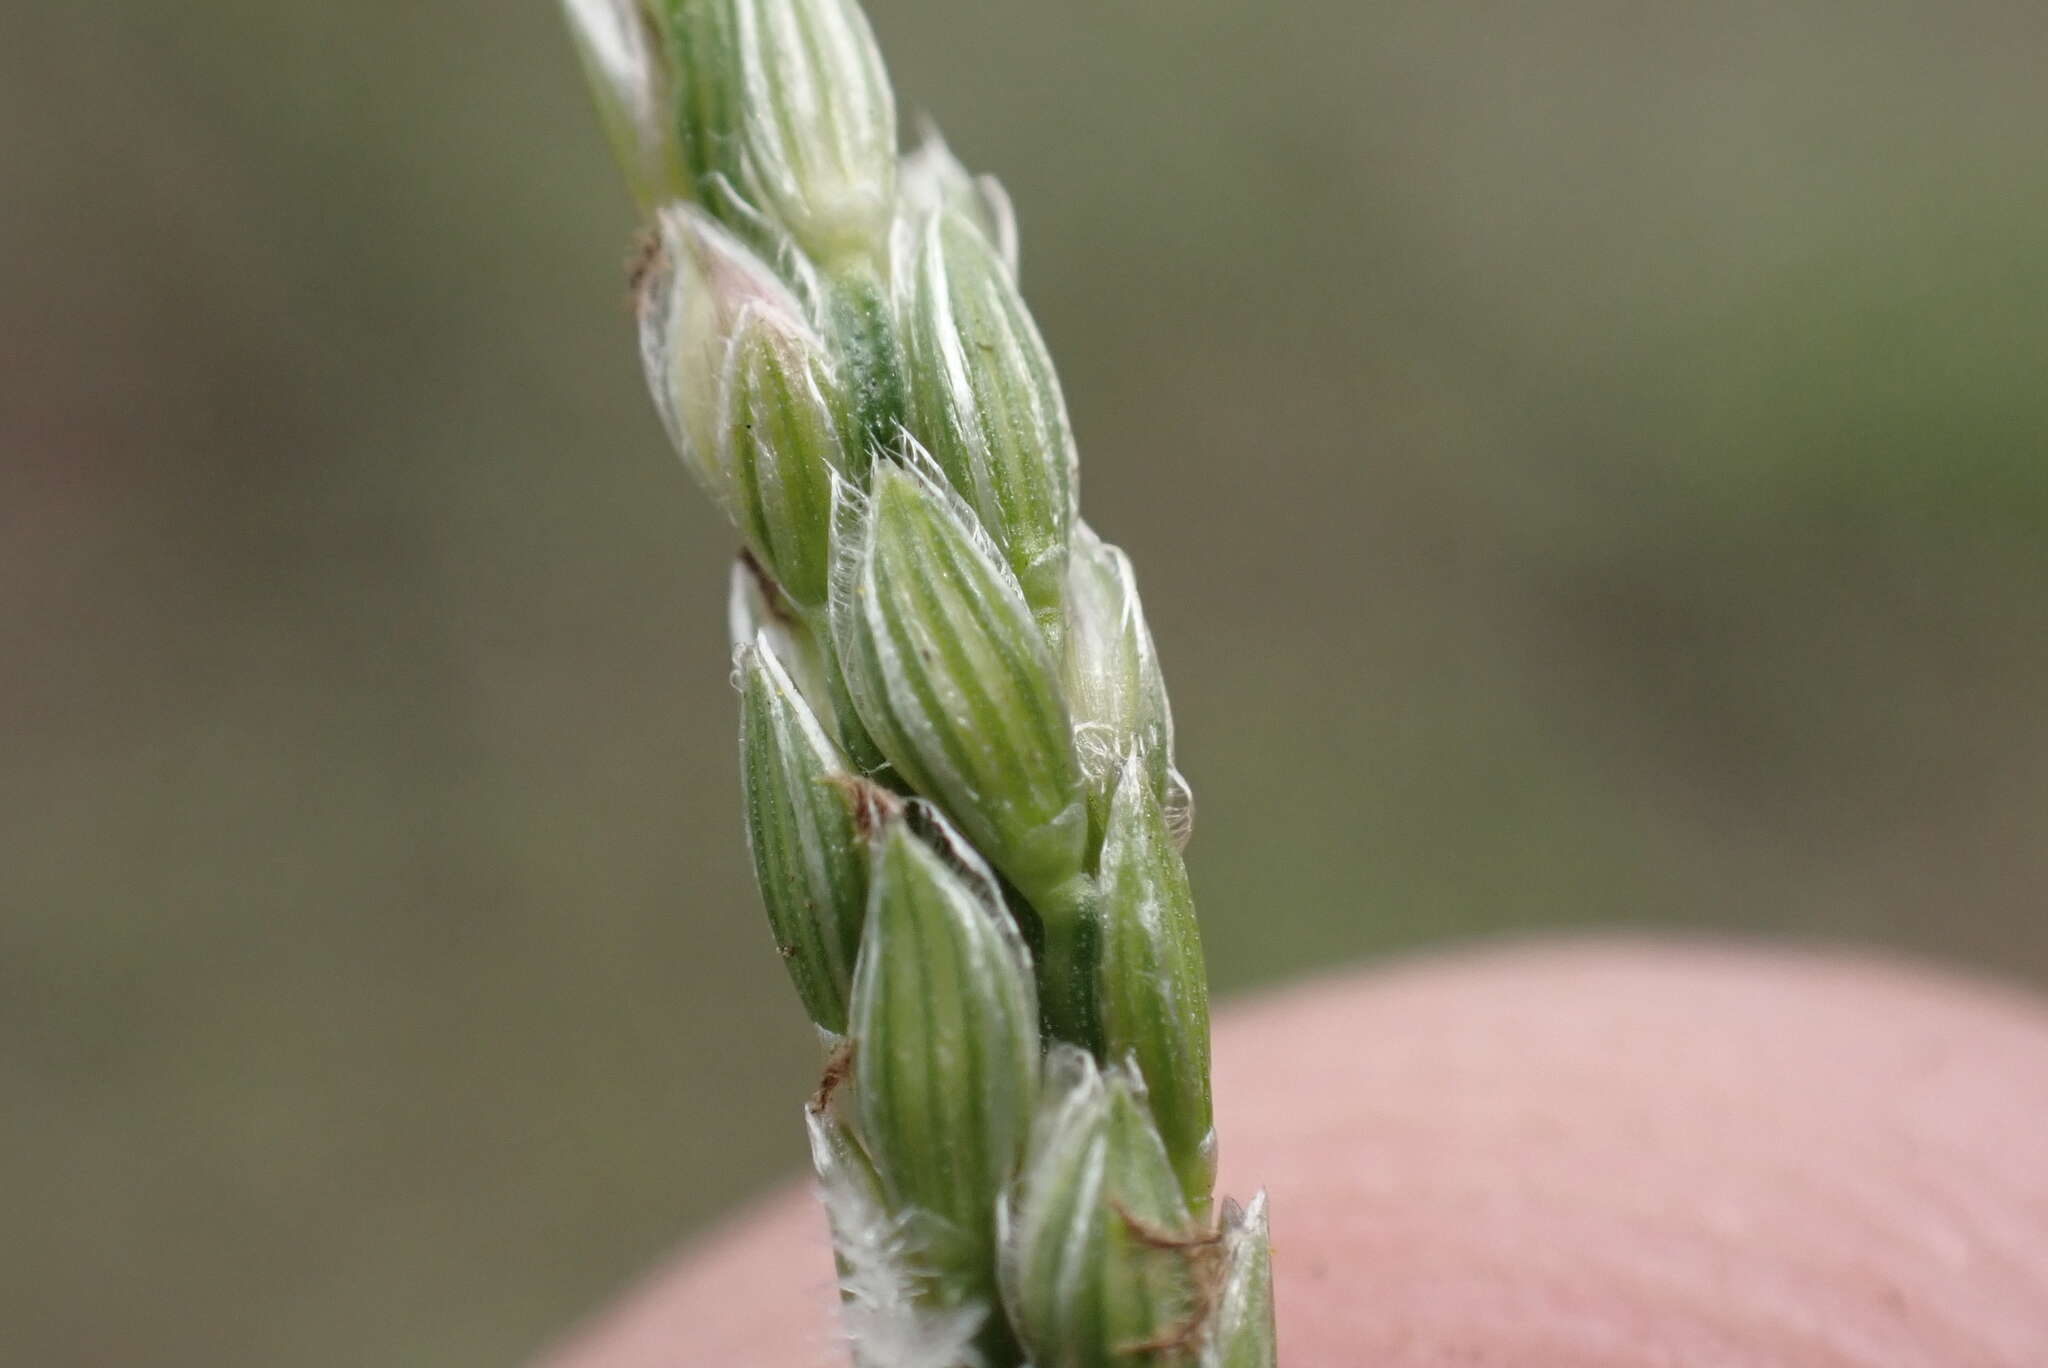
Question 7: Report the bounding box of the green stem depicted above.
[1032,876,1103,1053]
[826,272,908,464]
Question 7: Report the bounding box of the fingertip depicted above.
[546,940,2048,1367]
[547,1185,839,1367]
[1219,940,2048,1365]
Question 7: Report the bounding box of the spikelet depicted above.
[560,2,1274,1360]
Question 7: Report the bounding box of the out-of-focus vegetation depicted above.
[6,2,2044,1362]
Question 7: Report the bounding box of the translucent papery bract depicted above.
[1001,1049,1201,1368]
[637,204,810,510]
[850,813,1040,1312]
[1199,1194,1277,1368]
[1063,523,1173,835]
[561,0,685,209]
[895,125,1019,281]
[830,460,1087,915]
[734,0,897,270]
[1096,756,1214,1205]
[807,1104,993,1368]
[903,210,1074,642]
[728,553,833,720]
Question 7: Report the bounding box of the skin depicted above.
[545,939,2048,1366]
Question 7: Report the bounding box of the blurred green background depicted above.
[6,1,2045,1362]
